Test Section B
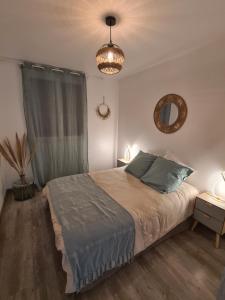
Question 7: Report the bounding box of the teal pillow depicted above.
[125,151,157,179]
[141,156,193,193]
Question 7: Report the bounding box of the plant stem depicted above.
[20,174,27,185]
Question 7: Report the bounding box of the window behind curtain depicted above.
[21,62,88,187]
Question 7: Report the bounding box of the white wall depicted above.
[118,39,225,194]
[87,77,118,171]
[0,61,119,194]
[0,62,27,193]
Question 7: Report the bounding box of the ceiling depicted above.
[0,0,225,78]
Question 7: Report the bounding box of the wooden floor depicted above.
[0,193,225,300]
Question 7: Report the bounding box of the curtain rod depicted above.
[0,55,81,76]
[0,55,105,79]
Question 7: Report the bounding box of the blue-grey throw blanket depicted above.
[47,174,135,292]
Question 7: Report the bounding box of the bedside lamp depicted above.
[222,171,225,182]
[124,146,131,162]
[118,144,140,168]
[124,144,140,162]
[209,171,225,201]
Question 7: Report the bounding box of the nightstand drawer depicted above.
[196,197,225,222]
[194,209,224,233]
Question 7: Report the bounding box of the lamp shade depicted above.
[96,43,125,75]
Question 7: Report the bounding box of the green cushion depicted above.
[141,156,193,193]
[125,151,157,179]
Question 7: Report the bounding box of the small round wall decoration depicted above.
[96,97,111,120]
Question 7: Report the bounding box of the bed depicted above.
[43,167,198,294]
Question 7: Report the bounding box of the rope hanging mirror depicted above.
[96,96,111,120]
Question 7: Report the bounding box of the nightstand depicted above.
[117,158,130,167]
[192,192,225,248]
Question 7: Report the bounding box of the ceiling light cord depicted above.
[109,25,112,44]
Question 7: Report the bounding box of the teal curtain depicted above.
[21,62,88,187]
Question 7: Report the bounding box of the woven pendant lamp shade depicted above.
[96,16,125,75]
[96,43,125,75]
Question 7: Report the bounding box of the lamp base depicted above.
[207,192,225,202]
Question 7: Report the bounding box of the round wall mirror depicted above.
[154,94,187,134]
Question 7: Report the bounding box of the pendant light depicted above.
[96,16,125,75]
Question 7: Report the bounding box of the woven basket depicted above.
[13,179,35,201]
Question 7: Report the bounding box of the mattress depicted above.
[43,167,199,293]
